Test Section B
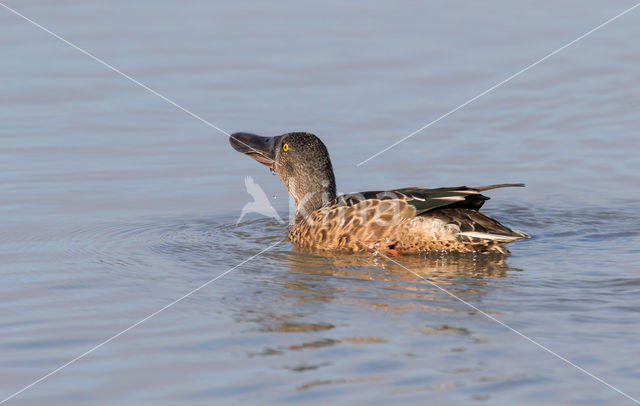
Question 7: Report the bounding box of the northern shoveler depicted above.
[230,132,529,254]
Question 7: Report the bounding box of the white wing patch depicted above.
[451,190,480,194]
[458,231,522,241]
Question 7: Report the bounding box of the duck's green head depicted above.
[230,131,337,218]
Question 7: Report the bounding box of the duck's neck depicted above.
[286,171,336,223]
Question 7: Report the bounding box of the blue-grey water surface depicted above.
[1,1,640,404]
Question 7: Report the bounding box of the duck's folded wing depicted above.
[336,184,524,215]
[396,184,524,214]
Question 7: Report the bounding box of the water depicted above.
[1,0,640,404]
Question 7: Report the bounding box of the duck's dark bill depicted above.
[229,132,277,169]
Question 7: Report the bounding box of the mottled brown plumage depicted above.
[230,132,529,255]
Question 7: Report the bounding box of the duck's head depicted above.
[229,131,337,219]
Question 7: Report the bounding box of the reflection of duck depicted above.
[236,176,282,225]
[237,249,514,338]
[230,132,529,254]
[278,249,516,313]
[286,249,514,285]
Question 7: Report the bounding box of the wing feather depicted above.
[333,183,524,215]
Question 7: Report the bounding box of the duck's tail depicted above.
[423,208,529,254]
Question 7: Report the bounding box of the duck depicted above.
[229,131,529,255]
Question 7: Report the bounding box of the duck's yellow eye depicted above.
[283,143,289,152]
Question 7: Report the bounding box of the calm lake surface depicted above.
[2,1,640,404]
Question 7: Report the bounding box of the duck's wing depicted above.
[335,183,524,215]
[394,183,525,214]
